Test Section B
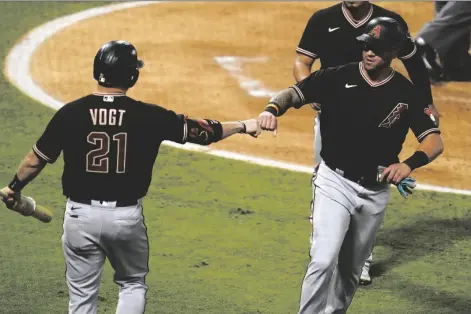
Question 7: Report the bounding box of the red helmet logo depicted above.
[369,25,382,39]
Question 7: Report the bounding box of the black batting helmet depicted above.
[93,40,144,89]
[356,17,406,54]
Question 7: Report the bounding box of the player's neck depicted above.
[95,85,127,95]
[364,66,393,83]
[345,3,371,21]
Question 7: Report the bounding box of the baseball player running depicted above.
[293,0,439,285]
[1,40,261,314]
[260,17,444,313]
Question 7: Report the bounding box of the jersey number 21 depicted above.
[86,131,127,173]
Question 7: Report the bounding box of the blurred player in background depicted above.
[416,1,471,84]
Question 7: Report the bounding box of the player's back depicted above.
[55,92,184,200]
[297,3,412,68]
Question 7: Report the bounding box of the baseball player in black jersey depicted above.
[260,17,444,313]
[293,0,439,285]
[1,40,261,314]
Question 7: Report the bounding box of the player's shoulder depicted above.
[371,3,408,29]
[308,3,342,22]
[391,71,416,93]
[135,100,178,119]
[56,94,95,114]
[322,62,358,75]
[309,62,358,82]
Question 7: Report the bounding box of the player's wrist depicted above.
[403,151,429,171]
[264,103,280,117]
[238,120,247,133]
[8,174,26,192]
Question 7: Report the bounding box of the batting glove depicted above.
[397,177,416,199]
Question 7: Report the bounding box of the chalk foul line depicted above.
[4,3,471,196]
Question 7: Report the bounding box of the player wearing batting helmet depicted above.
[1,40,261,314]
[293,1,440,285]
[260,17,444,313]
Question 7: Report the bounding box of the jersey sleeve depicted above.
[290,66,338,108]
[148,104,187,144]
[394,14,417,60]
[33,106,67,163]
[296,12,322,59]
[408,91,440,142]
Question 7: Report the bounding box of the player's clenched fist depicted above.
[258,112,278,135]
[240,119,262,137]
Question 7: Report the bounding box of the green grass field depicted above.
[1,3,471,314]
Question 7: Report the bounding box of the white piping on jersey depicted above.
[359,62,395,87]
[182,120,188,143]
[33,144,52,162]
[290,85,305,104]
[296,47,318,59]
[399,44,417,60]
[92,92,126,96]
[341,2,373,28]
[417,128,440,142]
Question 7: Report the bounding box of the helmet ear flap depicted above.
[128,68,139,88]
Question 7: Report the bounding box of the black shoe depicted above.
[415,37,447,84]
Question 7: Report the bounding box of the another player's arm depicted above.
[258,88,304,133]
[184,118,261,145]
[294,11,321,82]
[259,67,333,133]
[294,53,316,82]
[395,15,440,125]
[158,108,261,146]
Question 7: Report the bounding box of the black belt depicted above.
[69,197,138,207]
[324,161,379,187]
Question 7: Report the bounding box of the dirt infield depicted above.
[30,2,471,189]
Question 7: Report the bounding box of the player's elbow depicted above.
[437,137,444,156]
[294,55,314,82]
[26,150,47,168]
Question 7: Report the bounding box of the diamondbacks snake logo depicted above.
[379,103,408,128]
[369,25,382,39]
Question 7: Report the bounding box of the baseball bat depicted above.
[0,190,52,223]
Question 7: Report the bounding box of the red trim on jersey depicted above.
[92,92,126,96]
[359,62,395,87]
[341,2,373,28]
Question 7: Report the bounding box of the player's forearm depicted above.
[264,88,303,117]
[220,121,246,140]
[402,54,434,105]
[417,133,444,162]
[8,151,47,192]
[403,133,443,171]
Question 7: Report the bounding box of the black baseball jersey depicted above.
[296,3,417,69]
[291,62,440,174]
[33,92,187,200]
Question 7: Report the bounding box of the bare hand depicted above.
[1,186,20,209]
[381,163,412,185]
[258,111,278,136]
[240,119,262,138]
